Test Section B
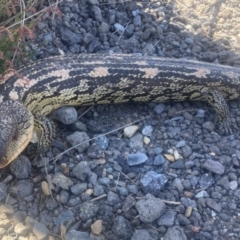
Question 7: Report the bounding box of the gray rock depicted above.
[172,178,184,193]
[132,9,140,16]
[122,195,136,212]
[180,197,197,208]
[164,226,187,240]
[127,153,148,166]
[58,190,69,204]
[32,222,49,240]
[202,51,218,62]
[94,135,109,150]
[142,43,155,55]
[66,230,95,240]
[10,155,31,179]
[170,160,185,169]
[114,23,125,34]
[155,103,165,114]
[53,209,74,225]
[59,27,82,46]
[83,33,95,45]
[107,191,121,205]
[185,37,194,45]
[154,147,163,154]
[50,107,77,125]
[133,15,142,27]
[234,189,240,200]
[142,28,152,41]
[117,186,128,196]
[67,197,81,207]
[203,159,225,175]
[88,0,99,5]
[196,109,205,118]
[45,198,58,211]
[135,193,166,223]
[0,182,8,201]
[71,183,87,195]
[52,172,73,190]
[72,161,92,181]
[140,171,168,196]
[131,229,155,240]
[93,185,105,196]
[206,198,222,213]
[202,121,215,132]
[87,38,101,53]
[195,190,209,198]
[142,125,153,136]
[66,131,90,153]
[28,204,39,218]
[127,185,138,194]
[87,145,105,159]
[98,177,111,186]
[112,216,132,238]
[153,154,165,166]
[71,121,88,132]
[176,140,186,148]
[177,214,190,225]
[157,211,176,227]
[199,173,214,189]
[88,172,98,185]
[79,202,99,221]
[98,22,110,34]
[229,181,238,190]
[10,180,33,199]
[91,5,102,21]
[125,24,134,37]
[172,41,180,47]
[182,145,192,158]
[129,133,143,149]
[217,176,230,189]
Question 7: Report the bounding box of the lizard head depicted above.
[0,100,34,168]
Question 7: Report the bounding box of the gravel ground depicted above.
[1,0,240,239]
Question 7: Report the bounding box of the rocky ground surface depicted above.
[1,0,240,239]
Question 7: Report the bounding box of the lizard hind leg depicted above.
[206,89,237,135]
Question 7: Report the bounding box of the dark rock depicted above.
[203,159,225,175]
[127,153,148,166]
[59,27,82,46]
[135,193,166,223]
[10,180,33,199]
[10,156,31,179]
[157,211,176,227]
[112,216,132,238]
[140,171,168,196]
[79,202,99,221]
[164,226,187,240]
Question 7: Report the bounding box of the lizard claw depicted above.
[219,118,238,135]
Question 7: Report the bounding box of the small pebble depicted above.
[127,153,148,166]
[124,125,138,138]
[91,220,102,235]
[41,181,51,196]
[164,154,175,162]
[143,136,150,144]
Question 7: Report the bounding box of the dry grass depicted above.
[0,0,61,75]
